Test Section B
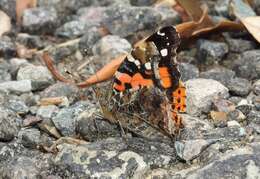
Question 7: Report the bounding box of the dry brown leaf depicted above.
[241,16,260,43]
[16,0,37,25]
[39,97,66,106]
[0,10,11,37]
[77,54,127,88]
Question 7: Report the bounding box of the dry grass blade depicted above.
[42,52,74,83]
[0,10,11,37]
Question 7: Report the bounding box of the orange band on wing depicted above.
[159,67,172,88]
[131,73,153,88]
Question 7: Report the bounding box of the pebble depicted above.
[0,80,32,94]
[179,63,199,82]
[253,80,260,95]
[212,98,236,113]
[17,65,54,90]
[186,78,229,115]
[36,105,59,119]
[55,20,86,39]
[5,99,29,115]
[226,38,256,53]
[227,109,246,123]
[130,0,156,6]
[226,77,251,96]
[16,33,44,49]
[200,67,235,86]
[0,36,16,59]
[22,7,58,34]
[18,128,41,149]
[0,107,20,141]
[93,35,132,62]
[0,60,12,82]
[232,50,260,80]
[227,120,241,128]
[103,5,161,37]
[196,39,228,65]
[40,82,79,105]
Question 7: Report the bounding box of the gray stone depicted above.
[200,67,236,86]
[52,101,90,136]
[130,0,156,6]
[52,137,175,178]
[5,99,29,115]
[22,7,58,34]
[185,79,229,115]
[88,0,130,7]
[0,36,16,58]
[9,58,29,75]
[78,28,103,56]
[253,80,260,95]
[226,38,256,53]
[226,77,251,96]
[175,139,217,161]
[18,128,41,148]
[77,111,119,141]
[197,39,228,65]
[0,60,11,82]
[103,5,161,37]
[16,33,45,49]
[17,65,54,90]
[153,6,181,27]
[40,82,79,104]
[55,20,86,39]
[77,6,107,26]
[0,80,32,94]
[37,105,59,119]
[179,63,199,82]
[0,0,16,20]
[233,50,260,80]
[93,35,131,62]
[227,109,246,123]
[0,107,20,142]
[213,0,229,17]
[253,95,260,110]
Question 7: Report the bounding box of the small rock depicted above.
[229,96,243,105]
[226,38,256,53]
[17,65,54,90]
[22,7,58,34]
[77,6,107,26]
[0,80,32,94]
[55,20,86,39]
[253,80,260,95]
[179,63,199,82]
[9,58,29,75]
[186,79,229,115]
[200,67,235,86]
[153,5,180,27]
[93,35,131,62]
[52,101,90,136]
[197,39,228,65]
[37,105,59,119]
[40,82,79,104]
[232,50,260,80]
[227,109,246,122]
[175,139,217,161]
[227,120,241,128]
[0,60,11,82]
[77,111,119,141]
[23,116,42,127]
[78,28,103,56]
[236,103,253,116]
[212,98,236,113]
[213,0,229,17]
[252,95,260,110]
[5,99,29,115]
[18,128,41,148]
[130,0,156,6]
[0,107,20,142]
[0,36,16,58]
[0,0,16,20]
[210,111,227,128]
[16,33,44,49]
[103,5,161,37]
[226,77,251,96]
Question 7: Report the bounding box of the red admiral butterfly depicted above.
[97,26,186,138]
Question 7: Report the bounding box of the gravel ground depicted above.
[0,0,260,178]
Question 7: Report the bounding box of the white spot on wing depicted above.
[134,60,141,67]
[127,54,135,62]
[160,49,168,57]
[157,30,165,36]
[144,62,151,70]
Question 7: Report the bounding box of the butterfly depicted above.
[96,26,186,139]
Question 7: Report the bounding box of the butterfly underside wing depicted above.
[96,26,186,139]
